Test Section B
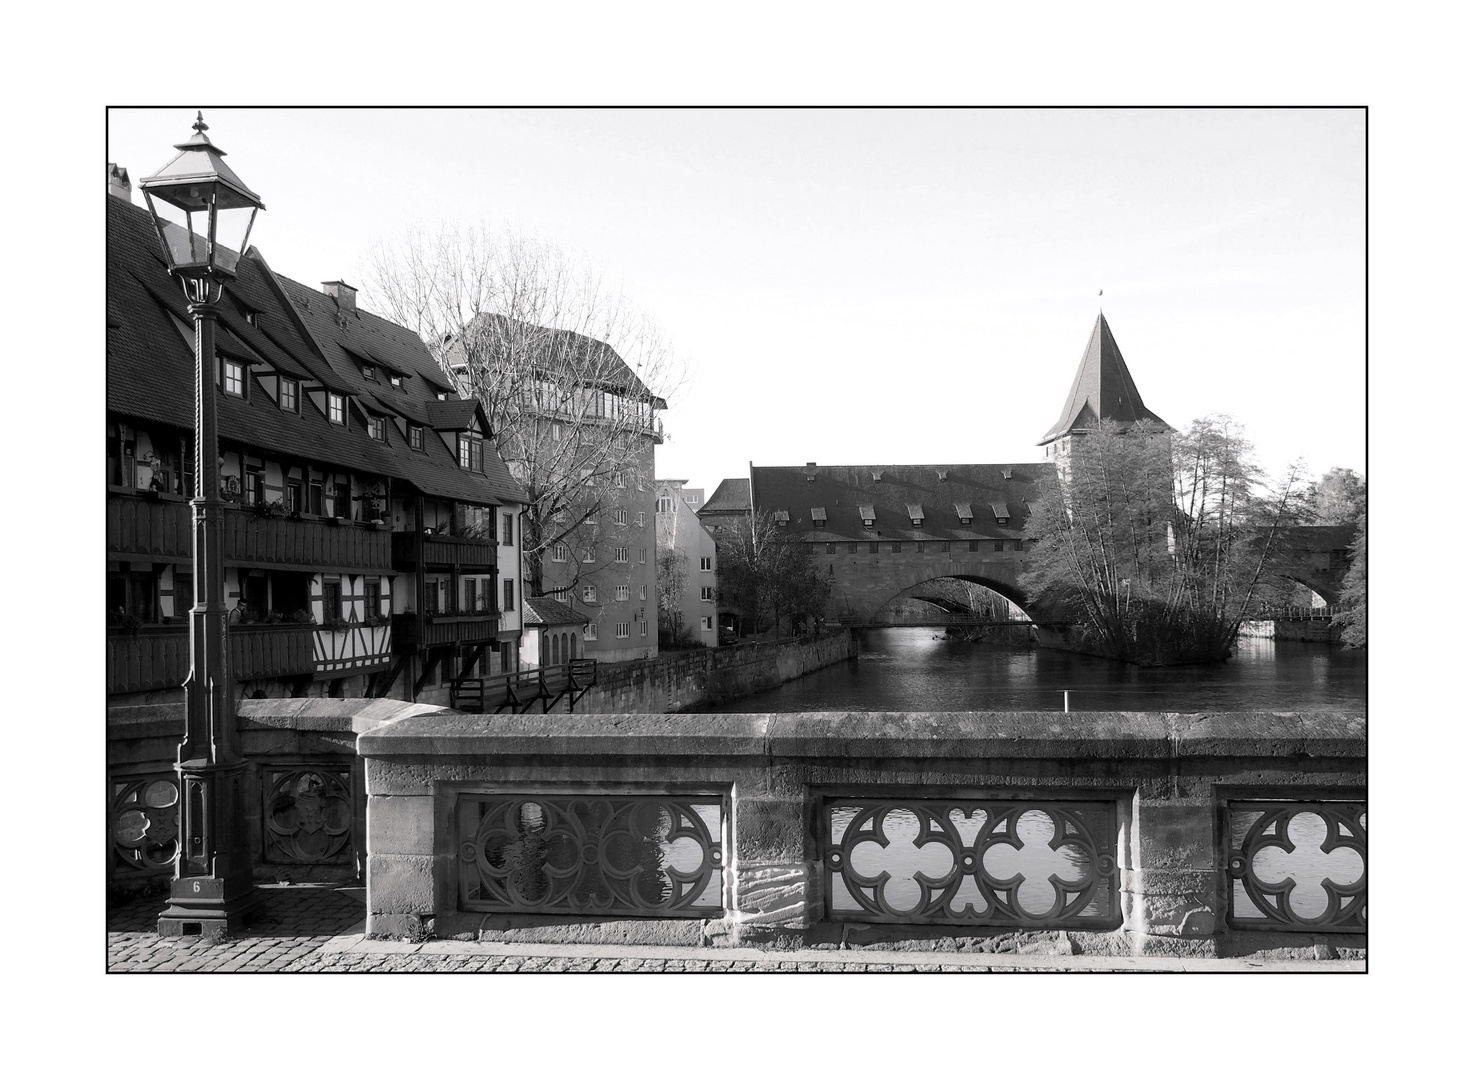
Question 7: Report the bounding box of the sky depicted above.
[106,107,1366,496]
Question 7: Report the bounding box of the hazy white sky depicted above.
[107,107,1365,495]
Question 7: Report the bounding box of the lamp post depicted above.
[140,113,265,937]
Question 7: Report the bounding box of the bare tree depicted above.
[362,224,685,596]
[656,544,688,639]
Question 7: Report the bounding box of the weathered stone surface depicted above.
[732,862,814,927]
[1170,712,1366,759]
[1126,930,1219,958]
[733,799,807,862]
[366,854,435,915]
[1132,799,1217,870]
[358,712,771,760]
[476,917,706,948]
[367,795,436,857]
[768,712,1175,761]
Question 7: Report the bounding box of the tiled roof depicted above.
[1039,314,1170,443]
[750,462,1048,540]
[523,596,587,627]
[425,399,483,432]
[698,478,751,515]
[107,195,525,507]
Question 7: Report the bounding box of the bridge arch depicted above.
[850,574,1042,626]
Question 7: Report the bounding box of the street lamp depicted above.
[140,113,265,936]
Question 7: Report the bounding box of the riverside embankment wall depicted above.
[576,629,857,713]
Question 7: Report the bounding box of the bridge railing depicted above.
[359,711,1366,960]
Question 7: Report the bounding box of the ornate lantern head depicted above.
[139,112,264,298]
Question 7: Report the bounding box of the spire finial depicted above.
[193,111,209,135]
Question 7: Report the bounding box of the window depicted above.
[701,586,714,602]
[331,482,351,519]
[224,359,246,397]
[639,585,647,601]
[700,557,712,572]
[551,543,568,562]
[940,541,951,552]
[585,512,598,525]
[458,433,483,471]
[614,472,626,488]
[361,363,376,380]
[367,415,386,442]
[848,542,857,553]
[389,374,403,388]
[615,622,630,639]
[869,542,880,553]
[582,469,595,487]
[582,585,598,603]
[583,547,595,563]
[284,480,302,513]
[309,477,324,516]
[615,585,630,601]
[636,512,645,527]
[280,378,299,412]
[916,541,925,553]
[463,577,481,614]
[328,393,345,424]
[892,542,902,553]
[995,540,1005,552]
[583,623,597,641]
[1014,540,1024,551]
[638,548,647,565]
[701,616,713,631]
[614,547,629,563]
[613,508,628,525]
[503,578,516,612]
[968,540,979,552]
[502,513,514,546]
[640,620,648,637]
[409,424,424,451]
[322,580,342,623]
[825,543,836,554]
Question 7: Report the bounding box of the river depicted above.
[711,627,1368,713]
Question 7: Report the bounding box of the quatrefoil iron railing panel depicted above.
[824,799,1121,928]
[110,773,181,873]
[1227,801,1366,933]
[457,795,726,918]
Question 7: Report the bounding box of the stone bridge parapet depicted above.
[359,710,1366,960]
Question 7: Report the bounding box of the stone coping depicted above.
[356,711,1366,761]
[108,697,452,739]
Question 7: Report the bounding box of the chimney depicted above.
[107,163,132,203]
[322,280,357,314]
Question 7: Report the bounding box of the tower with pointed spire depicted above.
[1039,313,1171,480]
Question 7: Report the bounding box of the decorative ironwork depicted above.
[1227,801,1366,932]
[264,767,354,864]
[458,795,725,917]
[824,799,1120,928]
[111,775,180,873]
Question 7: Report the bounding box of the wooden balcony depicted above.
[106,493,392,572]
[107,623,317,695]
[392,612,501,651]
[392,530,499,571]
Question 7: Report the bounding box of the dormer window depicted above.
[774,510,790,526]
[906,504,924,528]
[223,359,246,398]
[408,424,424,451]
[361,363,376,381]
[810,508,827,528]
[328,393,346,425]
[1002,467,1013,480]
[858,504,876,529]
[389,374,403,388]
[279,378,299,413]
[458,433,484,471]
[990,501,1009,524]
[955,502,974,527]
[937,469,948,481]
[871,470,882,482]
[367,415,387,442]
[436,391,450,401]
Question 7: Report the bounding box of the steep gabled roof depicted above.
[107,194,525,507]
[698,478,751,516]
[523,596,587,628]
[1040,313,1170,444]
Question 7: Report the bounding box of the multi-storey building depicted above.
[654,479,719,647]
[443,315,665,663]
[106,170,526,707]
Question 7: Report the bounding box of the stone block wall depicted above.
[358,711,1366,959]
[574,629,856,713]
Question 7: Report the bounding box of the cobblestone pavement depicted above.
[107,884,1366,974]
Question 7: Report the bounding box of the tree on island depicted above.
[362,225,685,598]
[1023,415,1309,665]
[1332,513,1367,648]
[712,511,833,638]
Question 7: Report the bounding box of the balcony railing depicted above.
[391,530,499,571]
[107,493,393,572]
[392,611,500,651]
[106,623,317,695]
